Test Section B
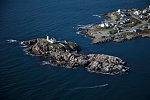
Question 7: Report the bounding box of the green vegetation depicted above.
[93,25,101,29]
[68,42,78,50]
[132,18,141,25]
[92,25,113,31]
[123,18,141,28]
[101,27,113,31]
[42,39,79,51]
[138,24,148,28]
[109,30,118,34]
[113,12,121,21]
[42,39,63,48]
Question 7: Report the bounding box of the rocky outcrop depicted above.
[92,36,112,44]
[87,54,129,74]
[24,38,81,55]
[79,27,150,44]
[24,38,131,75]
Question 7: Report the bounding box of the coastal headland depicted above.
[23,38,131,75]
[78,6,150,44]
[20,6,150,75]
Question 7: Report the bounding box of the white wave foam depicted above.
[41,61,50,65]
[77,24,93,29]
[20,41,27,48]
[69,84,108,90]
[24,52,40,57]
[87,69,115,75]
[6,39,17,43]
[21,45,27,48]
[81,24,93,28]
[92,14,101,18]
[77,25,82,27]
[20,41,24,45]
[76,31,82,34]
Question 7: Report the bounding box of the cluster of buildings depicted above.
[99,22,112,28]
[98,11,131,33]
[99,9,132,29]
[133,5,150,20]
[96,5,150,35]
[116,9,132,25]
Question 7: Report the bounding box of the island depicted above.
[23,38,131,75]
[78,6,150,44]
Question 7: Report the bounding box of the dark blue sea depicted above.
[0,0,150,100]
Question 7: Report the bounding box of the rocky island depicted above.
[78,6,150,44]
[23,38,131,75]
[20,6,150,75]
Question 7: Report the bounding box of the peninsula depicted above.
[79,6,150,44]
[23,38,131,75]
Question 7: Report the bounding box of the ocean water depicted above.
[0,0,150,100]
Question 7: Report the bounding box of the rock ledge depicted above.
[24,38,131,75]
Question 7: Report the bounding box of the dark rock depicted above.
[24,38,131,75]
[92,36,112,44]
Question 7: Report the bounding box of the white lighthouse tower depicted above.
[47,35,49,41]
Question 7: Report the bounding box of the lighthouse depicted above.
[47,35,49,41]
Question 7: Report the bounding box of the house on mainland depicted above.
[133,10,141,15]
[100,23,111,28]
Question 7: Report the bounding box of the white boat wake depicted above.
[69,84,108,90]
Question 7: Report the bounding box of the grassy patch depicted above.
[123,18,141,28]
[42,39,63,48]
[42,39,79,51]
[138,24,148,28]
[113,12,121,21]
[93,25,101,29]
[91,25,113,31]
[131,12,139,18]
[101,27,113,31]
[109,30,118,34]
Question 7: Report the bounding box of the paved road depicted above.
[98,12,148,37]
[115,13,147,35]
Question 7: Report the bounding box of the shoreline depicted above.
[78,6,150,44]
[23,38,131,75]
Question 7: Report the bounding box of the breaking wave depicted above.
[76,24,94,30]
[20,41,27,48]
[79,24,93,28]
[92,14,101,18]
[6,39,17,43]
[20,41,24,45]
[41,61,51,65]
[21,45,27,48]
[76,31,82,34]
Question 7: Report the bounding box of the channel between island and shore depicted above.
[22,6,150,75]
